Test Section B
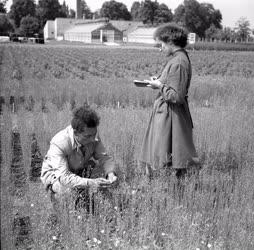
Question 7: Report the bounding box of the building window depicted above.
[92,32,100,40]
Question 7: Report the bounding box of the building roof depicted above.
[55,18,75,21]
[65,22,121,34]
[129,27,157,36]
[75,18,109,25]
[110,21,142,33]
[65,23,104,33]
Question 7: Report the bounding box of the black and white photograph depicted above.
[0,0,254,249]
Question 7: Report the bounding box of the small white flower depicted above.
[114,206,118,211]
[97,240,101,244]
[131,189,137,195]
[161,232,166,236]
[30,204,34,207]
[196,248,200,250]
[93,238,98,243]
[207,243,212,248]
[52,236,58,241]
[100,230,105,234]
[77,215,82,220]
[114,239,120,247]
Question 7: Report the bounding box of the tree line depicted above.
[0,0,253,42]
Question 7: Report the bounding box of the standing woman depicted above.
[140,23,199,179]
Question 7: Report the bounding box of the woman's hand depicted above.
[145,78,163,89]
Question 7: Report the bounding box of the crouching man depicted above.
[40,104,117,211]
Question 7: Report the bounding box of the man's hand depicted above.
[87,178,111,192]
[107,172,117,184]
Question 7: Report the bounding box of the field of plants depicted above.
[1,43,254,250]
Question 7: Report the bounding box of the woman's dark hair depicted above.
[153,23,188,48]
[71,104,100,133]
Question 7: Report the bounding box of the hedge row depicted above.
[187,42,254,51]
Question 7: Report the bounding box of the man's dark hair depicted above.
[153,23,188,48]
[71,104,100,133]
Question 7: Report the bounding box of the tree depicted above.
[130,1,141,21]
[93,9,101,19]
[182,0,203,35]
[80,0,93,19]
[0,0,7,13]
[69,9,76,18]
[61,0,69,17]
[131,0,172,25]
[9,0,36,27]
[100,0,131,20]
[219,27,233,42]
[36,0,66,28]
[205,24,221,41]
[140,0,159,25]
[235,17,251,42]
[199,3,221,29]
[19,15,39,36]
[154,3,173,24]
[0,14,14,34]
[173,0,222,38]
[173,4,185,25]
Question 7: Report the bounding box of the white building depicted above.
[44,20,55,40]
[64,22,123,43]
[44,18,84,40]
[43,17,159,44]
[43,18,125,41]
[127,27,157,44]
[54,18,77,40]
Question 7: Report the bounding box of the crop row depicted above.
[1,46,254,113]
[2,44,254,80]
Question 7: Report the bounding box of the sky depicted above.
[6,0,254,28]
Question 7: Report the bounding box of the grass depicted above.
[0,44,254,249]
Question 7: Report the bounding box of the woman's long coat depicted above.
[140,49,199,170]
